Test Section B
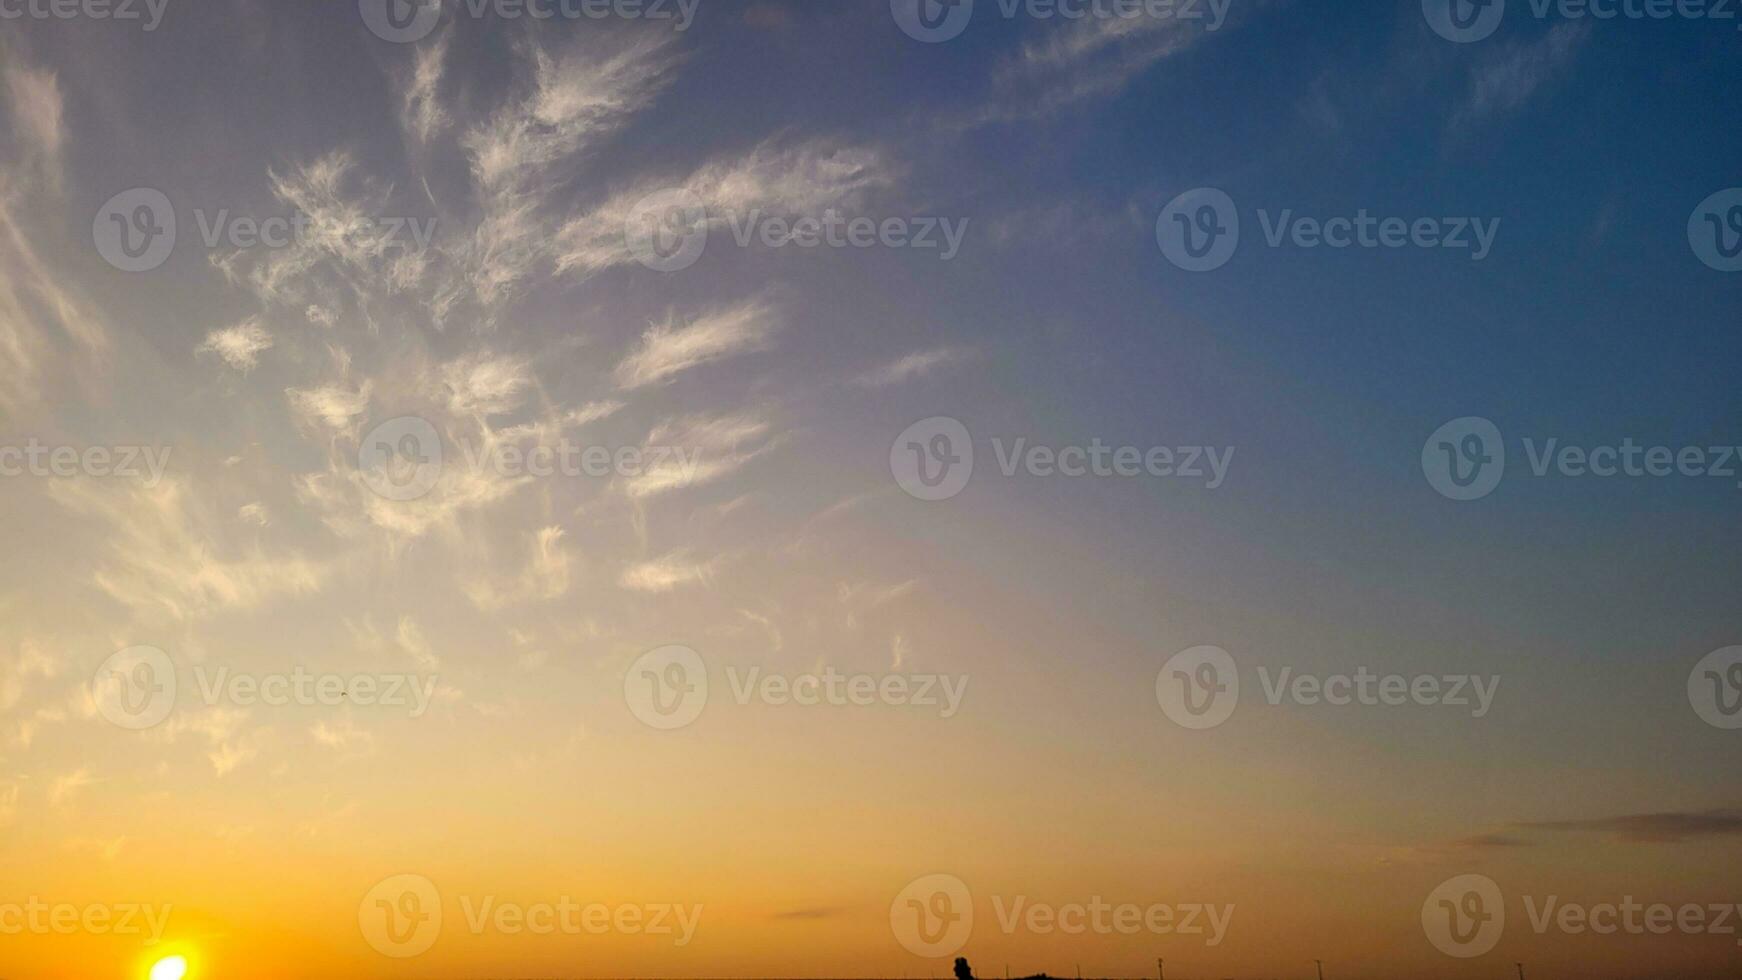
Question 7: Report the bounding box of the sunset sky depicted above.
[2,1,1741,977]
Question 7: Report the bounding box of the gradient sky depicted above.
[2,0,1741,978]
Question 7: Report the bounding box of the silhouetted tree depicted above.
[954,957,974,980]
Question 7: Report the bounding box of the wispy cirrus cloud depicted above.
[1451,21,1590,131]
[0,198,110,415]
[963,11,1238,126]
[439,351,533,417]
[48,478,327,623]
[614,297,779,389]
[620,551,715,593]
[287,379,373,433]
[198,317,274,372]
[464,526,573,610]
[852,347,970,388]
[623,411,780,498]
[447,32,684,318]
[3,64,65,190]
[400,33,451,145]
[554,139,895,278]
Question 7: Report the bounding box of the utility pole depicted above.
[1314,959,1325,980]
[1157,958,1164,980]
[1515,963,1525,980]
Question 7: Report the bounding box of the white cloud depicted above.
[613,297,779,389]
[970,15,1226,125]
[0,199,110,415]
[1452,22,1590,130]
[3,65,65,188]
[465,526,572,610]
[852,347,968,388]
[624,411,779,498]
[198,317,274,372]
[49,769,92,807]
[0,640,59,713]
[401,34,451,143]
[448,33,685,317]
[287,379,372,432]
[48,479,327,622]
[440,352,532,417]
[620,551,714,593]
[555,140,895,278]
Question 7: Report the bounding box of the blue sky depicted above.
[1,1,1741,976]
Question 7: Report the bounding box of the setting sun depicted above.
[148,956,187,980]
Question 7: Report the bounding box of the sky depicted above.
[1,0,1741,977]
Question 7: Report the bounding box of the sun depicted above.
[148,955,188,980]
